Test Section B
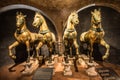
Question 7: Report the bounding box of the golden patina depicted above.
[8,12,42,62]
[32,12,56,60]
[63,11,79,56]
[80,9,110,61]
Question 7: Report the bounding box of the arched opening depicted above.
[76,4,120,64]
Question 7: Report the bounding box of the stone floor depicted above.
[0,56,120,80]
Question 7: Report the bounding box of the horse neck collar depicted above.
[91,27,103,32]
[66,28,75,32]
[39,30,50,34]
[16,28,27,34]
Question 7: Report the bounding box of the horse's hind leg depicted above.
[100,39,110,60]
[8,41,19,60]
[73,39,79,72]
[73,39,79,55]
[25,41,31,63]
[88,40,94,63]
[89,45,93,63]
[48,42,53,60]
[36,42,43,60]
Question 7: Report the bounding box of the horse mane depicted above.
[66,11,78,29]
[35,12,49,32]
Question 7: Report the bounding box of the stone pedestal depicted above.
[86,66,98,76]
[78,54,98,76]
[68,56,75,64]
[46,60,54,68]
[22,58,39,75]
[63,61,72,76]
[52,54,59,63]
[78,58,88,68]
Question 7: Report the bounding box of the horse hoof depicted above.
[102,56,107,60]
[11,55,16,60]
[9,53,16,59]
[36,56,42,61]
[12,56,16,60]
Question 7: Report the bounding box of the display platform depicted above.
[33,68,53,80]
[0,56,120,80]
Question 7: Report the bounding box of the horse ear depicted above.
[16,12,19,15]
[94,9,97,12]
[35,12,38,14]
[20,12,23,15]
[91,11,94,15]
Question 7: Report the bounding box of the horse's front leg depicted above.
[36,42,43,60]
[63,39,69,62]
[48,42,53,59]
[73,39,79,55]
[25,41,31,63]
[73,39,79,72]
[89,41,93,63]
[9,41,19,60]
[100,39,110,60]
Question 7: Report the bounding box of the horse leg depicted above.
[8,41,19,60]
[48,42,53,61]
[63,39,69,62]
[73,39,79,72]
[25,41,31,63]
[74,56,78,72]
[89,41,93,63]
[73,39,79,55]
[36,42,43,60]
[70,47,72,57]
[100,39,110,60]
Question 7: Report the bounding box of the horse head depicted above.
[32,12,44,28]
[16,12,26,28]
[69,11,79,25]
[91,9,101,25]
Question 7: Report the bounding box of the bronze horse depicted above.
[63,11,79,72]
[63,11,79,57]
[80,9,110,62]
[32,12,56,60]
[8,12,42,63]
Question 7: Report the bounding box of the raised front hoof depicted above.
[9,54,16,60]
[102,55,108,60]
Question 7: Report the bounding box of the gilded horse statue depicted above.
[63,11,79,72]
[32,12,56,60]
[63,11,79,57]
[8,12,42,63]
[80,9,110,62]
